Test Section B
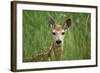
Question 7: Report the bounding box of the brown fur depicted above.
[53,24,63,31]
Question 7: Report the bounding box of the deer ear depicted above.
[48,16,55,29]
[63,19,71,30]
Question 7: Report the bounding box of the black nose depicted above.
[56,40,61,44]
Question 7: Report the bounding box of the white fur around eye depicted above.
[52,30,65,45]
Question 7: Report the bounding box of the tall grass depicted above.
[23,10,91,62]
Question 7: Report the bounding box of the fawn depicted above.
[31,17,71,62]
[48,17,71,61]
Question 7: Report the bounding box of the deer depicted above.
[29,17,71,62]
[48,17,71,61]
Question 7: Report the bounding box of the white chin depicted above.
[56,44,62,48]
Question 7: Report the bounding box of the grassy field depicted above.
[23,10,91,62]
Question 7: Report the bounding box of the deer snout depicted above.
[56,40,62,44]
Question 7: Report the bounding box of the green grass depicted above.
[23,10,91,62]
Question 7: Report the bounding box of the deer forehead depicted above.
[53,24,64,32]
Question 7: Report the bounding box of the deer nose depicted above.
[56,40,61,44]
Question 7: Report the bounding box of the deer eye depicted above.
[62,32,65,35]
[52,32,56,35]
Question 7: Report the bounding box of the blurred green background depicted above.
[23,10,91,62]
